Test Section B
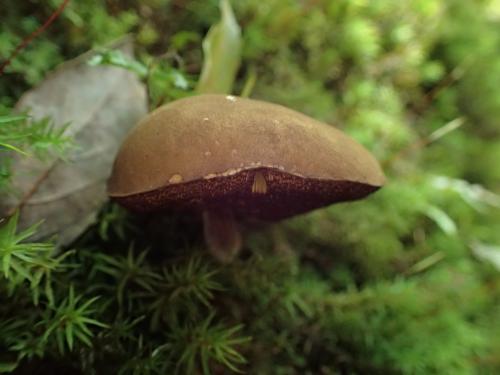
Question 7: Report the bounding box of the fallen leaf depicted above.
[0,38,148,246]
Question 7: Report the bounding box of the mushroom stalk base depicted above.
[203,208,242,263]
[271,224,293,257]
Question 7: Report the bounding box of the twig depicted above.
[6,165,56,217]
[413,64,467,115]
[383,117,465,168]
[0,0,70,76]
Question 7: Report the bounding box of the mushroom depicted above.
[107,94,385,262]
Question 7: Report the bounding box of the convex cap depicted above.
[108,94,385,221]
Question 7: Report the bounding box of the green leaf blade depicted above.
[195,0,242,94]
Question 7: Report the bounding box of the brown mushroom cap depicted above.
[108,94,385,220]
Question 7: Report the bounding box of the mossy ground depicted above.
[1,0,500,373]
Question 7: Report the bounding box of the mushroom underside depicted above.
[112,167,381,263]
[111,167,380,221]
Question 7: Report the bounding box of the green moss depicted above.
[1,0,500,373]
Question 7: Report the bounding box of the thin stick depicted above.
[0,0,70,76]
[6,164,56,217]
[383,117,465,168]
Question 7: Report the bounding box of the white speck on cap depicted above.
[226,95,237,102]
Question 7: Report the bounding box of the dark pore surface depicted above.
[113,167,380,221]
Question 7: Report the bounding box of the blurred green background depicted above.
[1,0,500,373]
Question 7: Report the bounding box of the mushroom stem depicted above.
[203,208,242,263]
[270,224,293,257]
